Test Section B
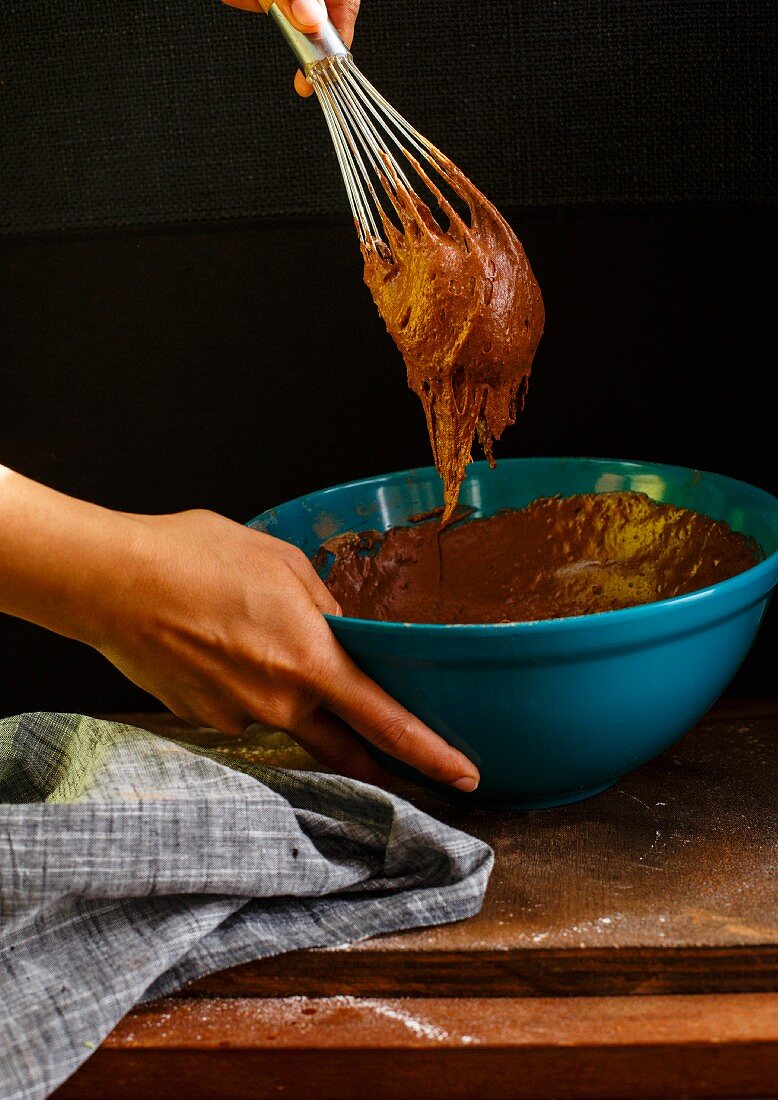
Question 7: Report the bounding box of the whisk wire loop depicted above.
[308,57,451,257]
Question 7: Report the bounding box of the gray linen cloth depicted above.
[0,712,493,1100]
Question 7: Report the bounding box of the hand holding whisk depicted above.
[222,0,358,99]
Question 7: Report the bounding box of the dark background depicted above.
[0,1,775,715]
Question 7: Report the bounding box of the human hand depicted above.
[91,508,479,791]
[221,0,359,97]
[0,468,478,790]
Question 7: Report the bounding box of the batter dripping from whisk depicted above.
[361,152,544,524]
[260,2,544,524]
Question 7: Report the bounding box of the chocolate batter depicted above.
[318,492,760,624]
[362,151,544,524]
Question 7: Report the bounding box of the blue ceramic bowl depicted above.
[249,457,778,809]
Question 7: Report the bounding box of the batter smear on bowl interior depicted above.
[318,492,760,625]
[362,152,544,524]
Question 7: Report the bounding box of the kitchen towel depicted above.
[0,711,493,1100]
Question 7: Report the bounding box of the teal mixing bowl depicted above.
[249,457,778,809]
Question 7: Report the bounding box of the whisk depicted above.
[264,2,462,257]
[263,1,545,524]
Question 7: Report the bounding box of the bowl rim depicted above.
[250,455,778,636]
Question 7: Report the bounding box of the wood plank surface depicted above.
[181,945,778,999]
[53,993,778,1100]
[106,701,778,999]
[56,701,777,1099]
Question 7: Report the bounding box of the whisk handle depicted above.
[266,2,351,75]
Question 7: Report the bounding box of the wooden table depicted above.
[55,699,778,1100]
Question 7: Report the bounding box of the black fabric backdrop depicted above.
[1,0,775,233]
[0,1,775,713]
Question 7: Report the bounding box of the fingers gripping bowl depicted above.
[249,457,778,809]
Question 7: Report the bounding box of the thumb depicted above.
[221,0,325,32]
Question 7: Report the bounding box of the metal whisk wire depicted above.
[265,3,457,258]
[309,58,435,253]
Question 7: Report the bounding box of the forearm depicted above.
[0,465,141,647]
